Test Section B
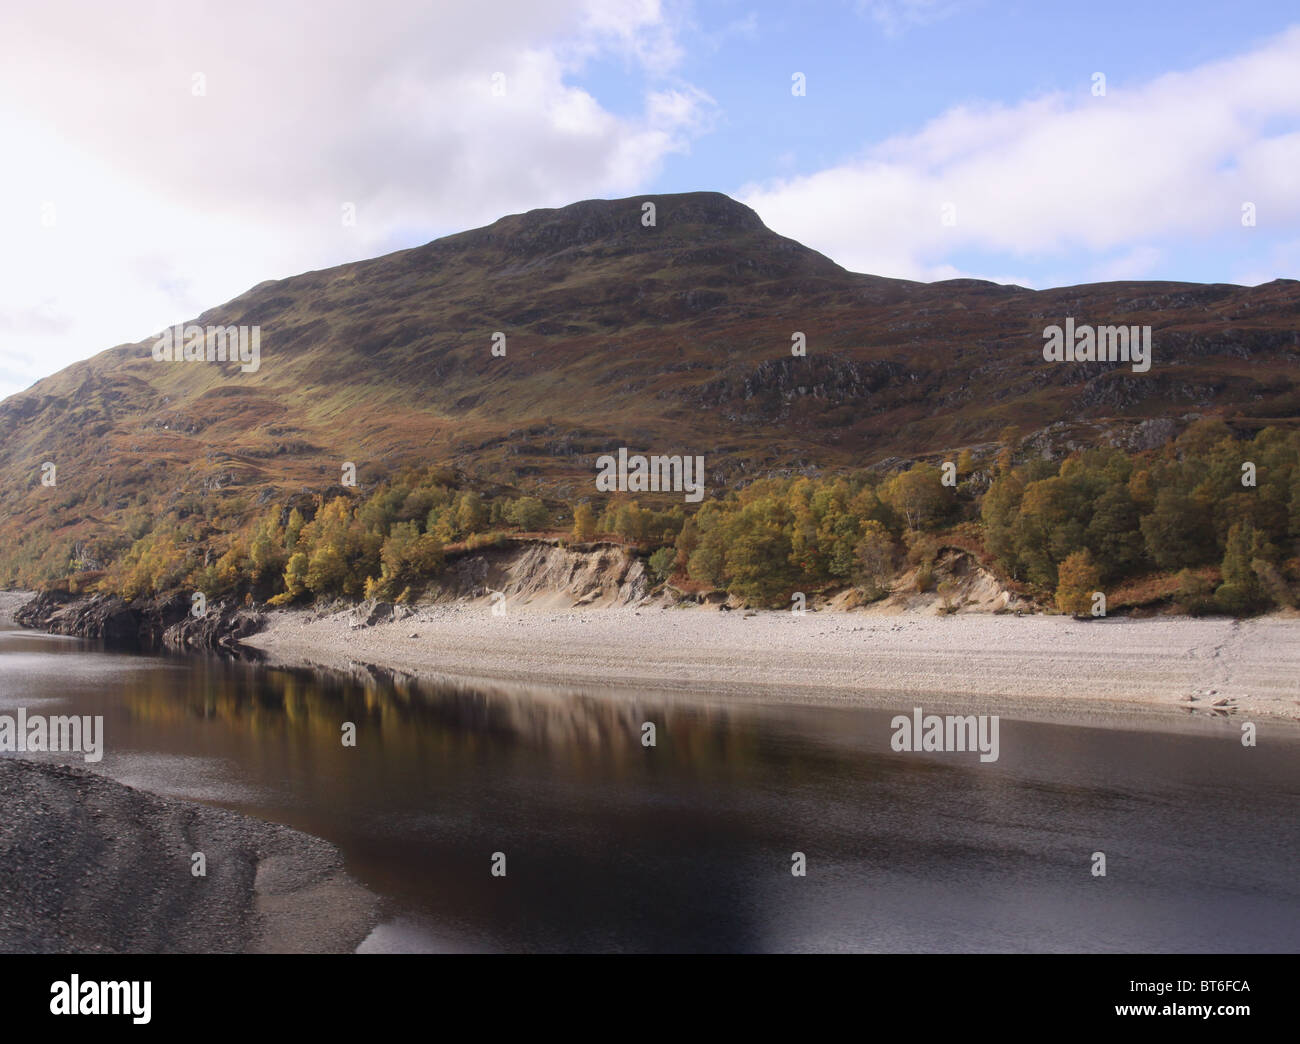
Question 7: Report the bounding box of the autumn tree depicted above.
[996,426,1020,472]
[854,520,897,599]
[572,503,596,543]
[882,464,948,531]
[1055,549,1101,617]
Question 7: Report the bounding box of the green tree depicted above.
[648,546,675,582]
[722,503,795,605]
[1140,488,1216,571]
[1085,484,1145,580]
[455,491,489,534]
[1214,521,1264,614]
[981,471,1025,575]
[505,497,550,531]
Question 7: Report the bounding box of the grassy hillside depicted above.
[1,190,1298,595]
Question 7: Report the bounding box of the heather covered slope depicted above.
[1,190,1298,584]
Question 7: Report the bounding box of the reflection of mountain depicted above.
[124,657,778,774]
[109,654,933,951]
[3,190,1297,580]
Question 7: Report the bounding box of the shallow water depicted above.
[1,624,1297,952]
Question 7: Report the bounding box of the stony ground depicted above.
[245,599,1300,726]
[0,758,378,954]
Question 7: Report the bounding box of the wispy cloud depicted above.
[855,0,963,37]
[740,25,1300,285]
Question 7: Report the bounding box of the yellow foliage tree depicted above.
[1055,549,1101,617]
[572,503,596,543]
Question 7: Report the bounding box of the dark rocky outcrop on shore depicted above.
[13,590,264,653]
[0,758,378,954]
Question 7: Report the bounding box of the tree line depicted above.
[36,420,1300,616]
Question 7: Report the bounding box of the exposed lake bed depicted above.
[248,598,1300,725]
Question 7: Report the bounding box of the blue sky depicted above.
[609,0,1291,189]
[2,0,1298,397]
[571,0,1300,288]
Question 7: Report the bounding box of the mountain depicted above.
[2,190,1298,582]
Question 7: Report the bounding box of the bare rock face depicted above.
[348,601,416,629]
[426,540,649,608]
[14,590,260,652]
[15,591,150,643]
[161,604,264,653]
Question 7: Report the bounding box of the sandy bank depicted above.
[242,601,1300,727]
[0,757,379,953]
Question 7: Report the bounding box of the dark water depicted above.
[1,623,1297,953]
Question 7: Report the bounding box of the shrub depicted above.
[937,579,958,613]
[1173,569,1215,616]
[914,561,934,592]
[648,546,675,583]
[1214,581,1262,617]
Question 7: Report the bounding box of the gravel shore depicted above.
[244,601,1300,726]
[0,759,379,953]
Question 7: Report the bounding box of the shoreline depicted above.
[7,587,1300,730]
[0,757,380,954]
[0,590,381,954]
[241,599,1300,729]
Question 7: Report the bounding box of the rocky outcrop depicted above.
[14,590,164,643]
[347,600,417,629]
[14,589,262,651]
[161,604,265,654]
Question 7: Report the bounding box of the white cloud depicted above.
[0,0,709,398]
[740,26,1300,285]
[856,0,963,37]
